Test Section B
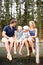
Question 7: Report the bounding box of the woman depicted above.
[28,21,37,54]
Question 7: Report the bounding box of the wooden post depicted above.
[35,37,40,64]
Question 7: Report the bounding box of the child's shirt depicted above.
[19,30,30,41]
[15,30,23,40]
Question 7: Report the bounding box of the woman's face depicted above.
[29,22,33,27]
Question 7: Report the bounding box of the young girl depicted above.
[14,26,23,54]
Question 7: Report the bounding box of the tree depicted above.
[0,0,1,18]
[16,0,22,26]
[0,0,2,39]
[4,0,10,25]
[22,0,34,25]
[0,0,2,26]
[0,0,43,38]
[37,0,42,38]
[23,0,29,25]
[9,0,13,18]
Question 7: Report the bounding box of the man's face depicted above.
[12,22,16,27]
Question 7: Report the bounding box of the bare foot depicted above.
[27,52,30,56]
[19,52,22,55]
[32,49,35,54]
[7,53,12,61]
[14,51,17,54]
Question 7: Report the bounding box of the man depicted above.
[2,18,17,61]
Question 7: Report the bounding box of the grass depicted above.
[0,42,43,65]
[0,46,43,65]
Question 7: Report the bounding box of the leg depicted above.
[19,40,24,55]
[19,38,29,56]
[2,37,10,54]
[19,41,22,48]
[28,37,35,54]
[4,38,12,61]
[16,40,19,48]
[24,38,29,56]
[8,37,14,60]
[14,39,17,54]
[5,40,10,55]
[9,37,14,51]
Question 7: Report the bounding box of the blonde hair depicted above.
[18,26,22,30]
[23,25,29,30]
[29,21,36,28]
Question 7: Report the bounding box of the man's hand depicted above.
[8,37,14,42]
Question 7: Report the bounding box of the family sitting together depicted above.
[2,18,37,61]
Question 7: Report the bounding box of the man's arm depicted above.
[2,31,10,39]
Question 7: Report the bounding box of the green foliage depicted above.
[0,0,43,38]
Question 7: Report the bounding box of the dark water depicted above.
[0,57,43,65]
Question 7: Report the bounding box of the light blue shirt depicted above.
[15,30,23,40]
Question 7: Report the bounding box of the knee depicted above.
[28,37,33,41]
[28,38,31,41]
[24,38,27,42]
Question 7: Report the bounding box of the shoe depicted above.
[7,53,12,61]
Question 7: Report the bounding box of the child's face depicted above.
[18,27,22,32]
[24,29,28,32]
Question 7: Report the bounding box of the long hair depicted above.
[29,21,36,28]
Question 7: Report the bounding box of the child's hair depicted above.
[23,25,29,30]
[29,21,36,28]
